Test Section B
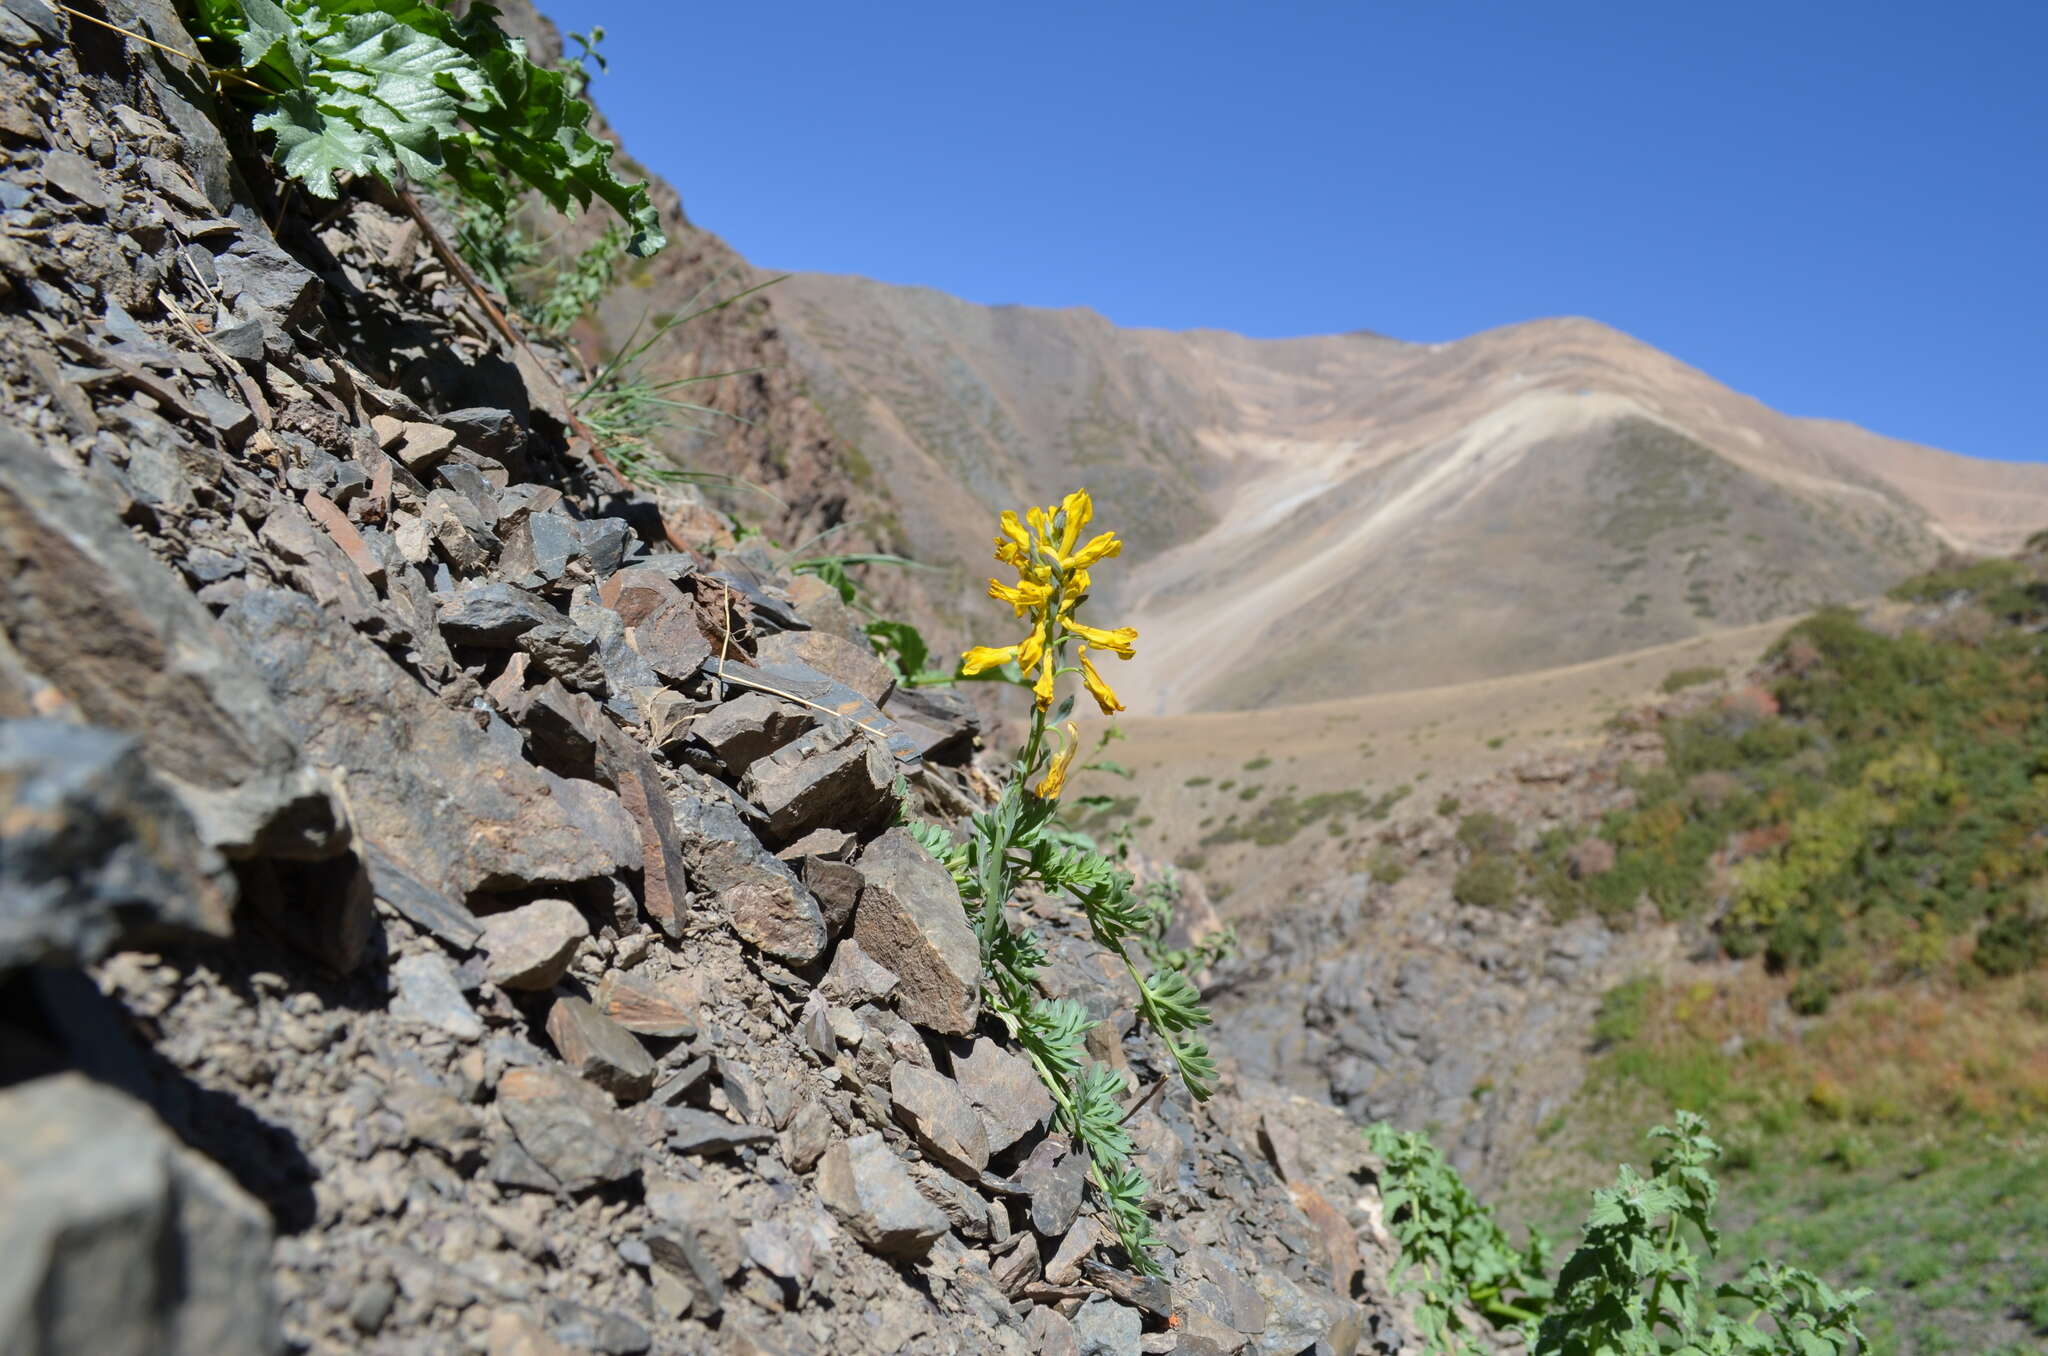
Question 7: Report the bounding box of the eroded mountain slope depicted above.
[769,278,2048,712]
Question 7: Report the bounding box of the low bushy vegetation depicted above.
[1530,553,2048,994]
[1661,663,1726,693]
[1371,1112,1869,1354]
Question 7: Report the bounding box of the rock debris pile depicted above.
[0,4,1415,1353]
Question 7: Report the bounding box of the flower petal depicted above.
[1032,655,1056,709]
[1032,722,1080,800]
[959,643,1019,675]
[1058,489,1092,555]
[1026,505,1053,552]
[987,576,1052,618]
[1079,647,1125,715]
[1017,620,1047,675]
[1066,530,1122,569]
[1065,620,1138,659]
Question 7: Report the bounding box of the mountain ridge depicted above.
[764,274,2048,711]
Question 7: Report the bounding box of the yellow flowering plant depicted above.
[906,491,1217,1276]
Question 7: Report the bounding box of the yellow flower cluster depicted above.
[960,489,1137,798]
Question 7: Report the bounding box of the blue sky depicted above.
[545,1,2046,462]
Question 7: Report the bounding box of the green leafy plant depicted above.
[1367,1122,1554,1353]
[188,0,663,255]
[1372,1112,1870,1355]
[1535,1112,1869,1354]
[1454,854,1518,909]
[1134,866,1237,979]
[907,490,1216,1275]
[526,220,628,337]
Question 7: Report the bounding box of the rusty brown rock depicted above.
[546,996,657,1103]
[595,969,698,1038]
[597,727,689,938]
[494,1066,639,1192]
[302,488,385,586]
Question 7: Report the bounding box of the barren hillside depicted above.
[771,277,2048,711]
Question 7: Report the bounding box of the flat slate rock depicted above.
[701,658,921,768]
[664,1108,775,1157]
[546,997,656,1104]
[495,1066,640,1193]
[0,426,343,863]
[223,587,632,898]
[815,1132,949,1260]
[852,828,980,1036]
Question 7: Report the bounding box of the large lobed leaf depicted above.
[197,0,665,253]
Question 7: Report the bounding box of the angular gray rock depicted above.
[752,629,896,707]
[952,1036,1054,1155]
[688,692,811,776]
[740,730,896,843]
[494,1066,640,1193]
[437,582,559,646]
[820,937,898,1006]
[1017,1136,1089,1238]
[0,1073,278,1355]
[664,1108,776,1156]
[0,718,234,970]
[0,426,344,863]
[391,952,484,1040]
[889,1061,990,1179]
[852,829,980,1035]
[476,898,589,990]
[1071,1296,1142,1356]
[815,1132,949,1259]
[546,996,657,1103]
[222,588,630,897]
[672,792,826,964]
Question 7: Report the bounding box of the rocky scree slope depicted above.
[0,5,1429,1354]
[1198,726,1687,1194]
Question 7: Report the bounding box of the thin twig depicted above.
[53,3,202,63]
[708,583,892,738]
[53,3,269,93]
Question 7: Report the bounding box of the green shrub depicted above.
[1371,1113,1870,1355]
[1594,977,1656,1047]
[1437,793,1462,817]
[1454,854,1518,909]
[1457,810,1516,856]
[1242,755,1272,771]
[1661,663,1727,693]
[1975,911,2045,977]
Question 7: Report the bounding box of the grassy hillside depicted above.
[1486,545,2048,1353]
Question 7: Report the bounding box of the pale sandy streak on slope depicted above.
[1120,391,1653,715]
